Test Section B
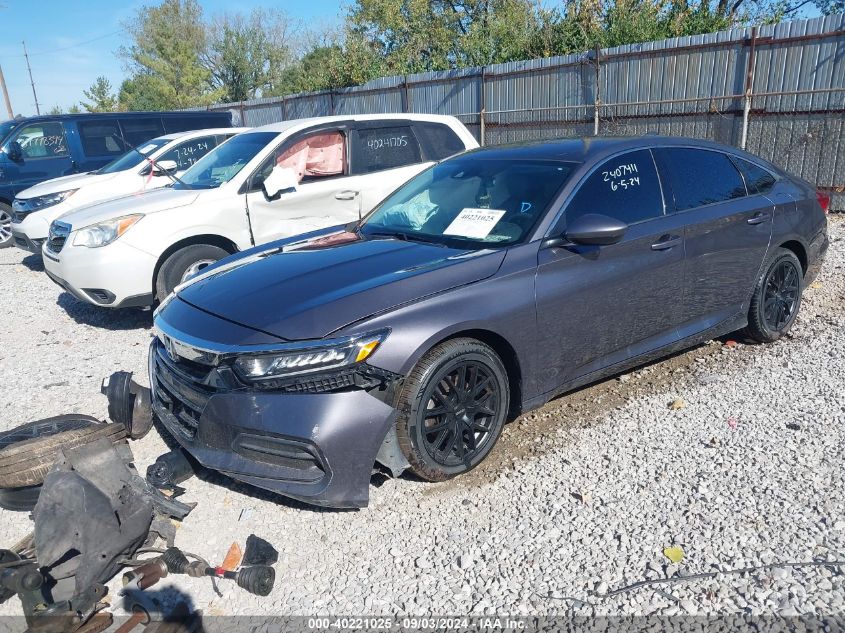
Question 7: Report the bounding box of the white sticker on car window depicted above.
[443,208,506,239]
[139,144,158,154]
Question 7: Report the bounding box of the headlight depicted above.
[233,330,389,381]
[73,214,143,248]
[17,189,77,212]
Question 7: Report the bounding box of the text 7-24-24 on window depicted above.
[603,162,640,192]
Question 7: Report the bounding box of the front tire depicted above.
[744,247,803,343]
[0,202,13,249]
[155,244,229,303]
[396,338,510,482]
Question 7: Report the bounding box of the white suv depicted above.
[41,114,478,308]
[11,128,247,254]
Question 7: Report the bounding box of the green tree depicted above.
[205,9,295,102]
[80,76,118,112]
[119,0,222,109]
[117,75,172,111]
[47,105,63,115]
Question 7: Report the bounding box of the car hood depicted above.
[57,187,201,229]
[17,171,118,199]
[177,233,506,341]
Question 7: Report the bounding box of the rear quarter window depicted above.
[656,148,747,211]
[731,156,777,195]
[351,126,422,175]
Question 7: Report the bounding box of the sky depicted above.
[0,0,344,117]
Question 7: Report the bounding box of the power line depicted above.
[5,30,121,59]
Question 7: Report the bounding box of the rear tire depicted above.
[0,202,12,249]
[0,422,126,489]
[744,247,803,343]
[395,338,509,482]
[155,244,229,303]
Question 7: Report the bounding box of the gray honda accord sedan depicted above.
[151,136,829,508]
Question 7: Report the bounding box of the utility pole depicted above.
[22,41,40,115]
[0,63,13,118]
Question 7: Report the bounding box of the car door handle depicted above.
[747,212,769,225]
[335,190,359,201]
[651,235,682,251]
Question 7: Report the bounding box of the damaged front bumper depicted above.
[147,337,402,509]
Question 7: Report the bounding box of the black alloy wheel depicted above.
[763,259,800,331]
[396,338,509,481]
[419,360,502,468]
[744,247,803,343]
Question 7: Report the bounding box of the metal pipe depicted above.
[741,27,759,150]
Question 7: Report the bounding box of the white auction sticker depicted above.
[443,208,506,239]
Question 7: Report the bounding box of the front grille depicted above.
[46,221,71,254]
[151,340,216,440]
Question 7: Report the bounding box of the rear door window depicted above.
[78,120,125,157]
[158,135,222,171]
[731,156,777,195]
[564,149,664,227]
[350,125,422,175]
[656,148,747,211]
[120,117,164,147]
[10,121,68,159]
[414,122,466,160]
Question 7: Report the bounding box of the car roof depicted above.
[157,127,250,142]
[250,113,463,134]
[3,111,231,123]
[459,135,753,164]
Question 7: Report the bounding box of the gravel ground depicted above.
[0,217,843,620]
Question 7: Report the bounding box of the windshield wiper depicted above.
[116,137,192,190]
[364,230,447,246]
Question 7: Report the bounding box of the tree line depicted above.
[55,0,843,114]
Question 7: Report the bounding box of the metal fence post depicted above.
[593,46,601,136]
[480,67,487,146]
[741,26,758,150]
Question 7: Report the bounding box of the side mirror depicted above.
[563,213,628,246]
[6,141,22,162]
[261,166,298,200]
[151,159,178,176]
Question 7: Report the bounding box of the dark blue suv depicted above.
[0,111,232,248]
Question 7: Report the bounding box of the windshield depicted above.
[0,119,19,145]
[95,138,169,175]
[175,131,279,189]
[360,156,577,247]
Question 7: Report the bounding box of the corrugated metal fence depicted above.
[205,14,845,210]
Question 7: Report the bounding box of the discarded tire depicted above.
[0,418,126,490]
[0,415,102,450]
[0,486,41,512]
